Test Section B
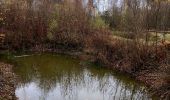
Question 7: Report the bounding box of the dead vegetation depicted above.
[0,0,170,99]
[0,62,17,100]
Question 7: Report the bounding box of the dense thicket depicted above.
[1,0,169,49]
[0,0,100,50]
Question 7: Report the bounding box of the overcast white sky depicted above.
[94,0,122,12]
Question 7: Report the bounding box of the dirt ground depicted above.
[0,62,17,100]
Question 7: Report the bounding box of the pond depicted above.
[12,54,153,100]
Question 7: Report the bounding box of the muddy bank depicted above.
[0,62,17,100]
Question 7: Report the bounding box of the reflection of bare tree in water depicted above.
[14,54,151,100]
[53,70,148,100]
[60,72,83,100]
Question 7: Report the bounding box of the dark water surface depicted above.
[12,54,153,100]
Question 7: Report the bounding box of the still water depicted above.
[13,54,152,100]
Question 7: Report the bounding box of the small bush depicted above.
[91,17,109,29]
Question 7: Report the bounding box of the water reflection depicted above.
[13,54,151,100]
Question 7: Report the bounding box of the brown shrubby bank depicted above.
[0,62,17,100]
[0,0,170,99]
